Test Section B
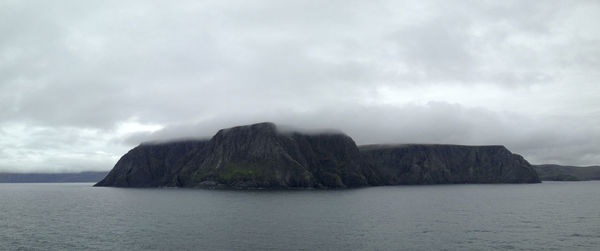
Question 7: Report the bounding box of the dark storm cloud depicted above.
[0,0,599,171]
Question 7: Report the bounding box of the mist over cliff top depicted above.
[1,0,599,172]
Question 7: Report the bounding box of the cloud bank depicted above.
[1,0,599,172]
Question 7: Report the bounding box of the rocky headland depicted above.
[96,122,540,188]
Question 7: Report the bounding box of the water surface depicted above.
[1,182,599,250]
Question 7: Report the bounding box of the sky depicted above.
[1,0,599,172]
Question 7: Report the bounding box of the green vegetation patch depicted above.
[216,161,275,184]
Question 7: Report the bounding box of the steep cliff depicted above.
[96,123,378,188]
[360,144,540,184]
[96,122,540,188]
[95,140,209,187]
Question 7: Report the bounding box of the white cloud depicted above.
[0,0,599,171]
[0,119,163,172]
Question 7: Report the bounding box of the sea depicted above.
[1,181,599,250]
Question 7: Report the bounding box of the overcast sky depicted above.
[1,0,599,172]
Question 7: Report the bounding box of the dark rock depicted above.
[96,122,541,188]
[95,140,209,187]
[96,123,376,188]
[360,144,540,184]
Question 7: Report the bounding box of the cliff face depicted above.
[360,144,540,184]
[96,123,377,188]
[96,122,540,188]
[95,140,209,187]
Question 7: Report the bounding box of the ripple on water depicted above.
[0,181,599,250]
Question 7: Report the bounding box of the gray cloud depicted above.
[0,0,599,172]
[129,101,600,166]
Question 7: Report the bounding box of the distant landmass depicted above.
[96,122,540,188]
[533,164,600,181]
[0,171,108,183]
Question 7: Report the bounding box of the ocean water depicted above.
[1,182,599,250]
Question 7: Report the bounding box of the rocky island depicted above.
[95,122,540,188]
